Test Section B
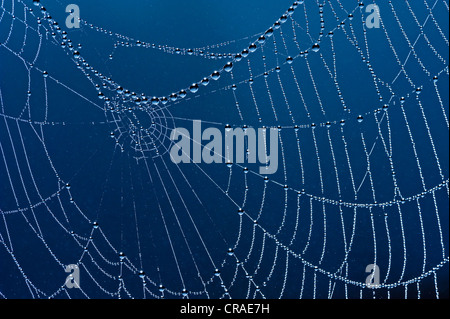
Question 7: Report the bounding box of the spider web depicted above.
[0,0,448,299]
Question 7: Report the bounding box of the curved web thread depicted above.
[0,0,448,299]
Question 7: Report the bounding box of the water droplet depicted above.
[257,36,266,44]
[265,28,274,37]
[312,43,320,52]
[211,71,221,81]
[190,83,199,93]
[201,77,210,86]
[223,62,233,72]
[179,90,187,99]
[151,97,160,105]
